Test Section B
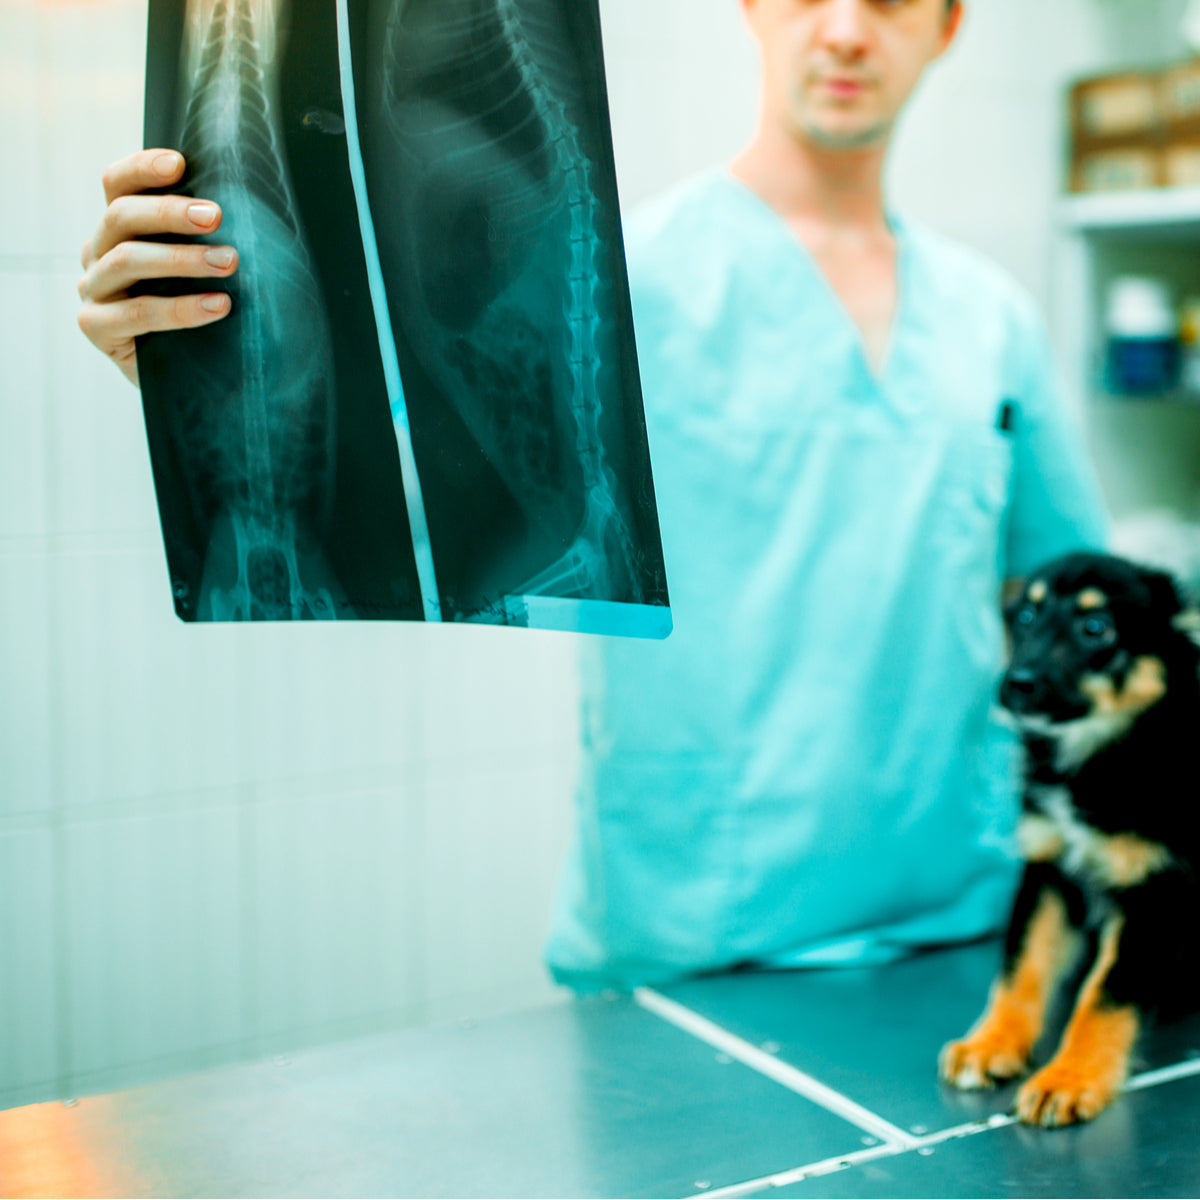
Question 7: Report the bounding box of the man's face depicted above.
[743,0,962,151]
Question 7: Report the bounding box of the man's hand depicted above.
[77,149,239,387]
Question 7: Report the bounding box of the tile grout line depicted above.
[692,1057,1200,1198]
[699,1115,1016,1199]
[1124,1056,1200,1091]
[632,988,917,1150]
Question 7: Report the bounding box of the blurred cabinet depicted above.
[1053,186,1200,521]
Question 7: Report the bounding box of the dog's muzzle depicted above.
[999,667,1087,722]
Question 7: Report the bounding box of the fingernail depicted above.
[188,203,218,227]
[152,151,181,178]
[204,247,234,269]
[199,293,229,313]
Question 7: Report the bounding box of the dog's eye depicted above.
[1077,612,1115,643]
[1014,603,1037,627]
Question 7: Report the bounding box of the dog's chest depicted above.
[1021,785,1173,892]
[1024,787,1099,877]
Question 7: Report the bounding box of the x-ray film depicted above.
[138,0,670,637]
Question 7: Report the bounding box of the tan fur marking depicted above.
[1173,607,1200,637]
[940,890,1074,1089]
[1016,915,1138,1126]
[1085,832,1173,888]
[1076,588,1108,610]
[1018,814,1066,863]
[1028,580,1047,603]
[1080,656,1167,718]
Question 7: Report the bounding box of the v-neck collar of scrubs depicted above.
[715,168,908,393]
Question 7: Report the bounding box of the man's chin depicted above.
[797,115,892,152]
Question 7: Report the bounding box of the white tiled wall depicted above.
[1,0,579,1110]
[3,0,1187,1111]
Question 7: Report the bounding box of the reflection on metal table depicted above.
[2,940,1198,1198]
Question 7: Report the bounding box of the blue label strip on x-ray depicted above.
[334,0,443,623]
[505,596,674,638]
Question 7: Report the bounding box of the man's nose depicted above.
[818,0,871,52]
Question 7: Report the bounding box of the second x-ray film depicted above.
[137,0,670,637]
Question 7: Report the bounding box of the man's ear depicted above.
[936,0,965,59]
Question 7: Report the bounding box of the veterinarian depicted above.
[77,0,1109,992]
[544,0,1111,990]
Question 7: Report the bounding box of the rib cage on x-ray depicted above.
[364,0,644,614]
[171,0,343,620]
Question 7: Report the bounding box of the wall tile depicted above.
[599,0,757,208]
[0,553,53,819]
[0,272,49,542]
[237,621,428,790]
[51,549,246,810]
[417,625,581,767]
[250,781,425,1047]
[0,2,41,261]
[0,827,57,1105]
[63,806,242,1082]
[35,0,146,266]
[421,756,576,1020]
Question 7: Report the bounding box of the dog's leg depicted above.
[1016,866,1189,1126]
[940,864,1080,1089]
[1015,913,1137,1126]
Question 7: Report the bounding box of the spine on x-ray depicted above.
[175,0,339,619]
[495,0,642,602]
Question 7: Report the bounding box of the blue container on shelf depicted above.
[1104,276,1181,396]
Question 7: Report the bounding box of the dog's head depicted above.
[1001,553,1196,745]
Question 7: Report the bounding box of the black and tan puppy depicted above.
[940,551,1200,1126]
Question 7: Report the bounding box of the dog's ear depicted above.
[1002,593,1025,630]
[1001,577,1028,628]
[1138,566,1185,616]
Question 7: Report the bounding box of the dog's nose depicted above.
[1000,669,1039,711]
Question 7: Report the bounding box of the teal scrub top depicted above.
[545,170,1110,992]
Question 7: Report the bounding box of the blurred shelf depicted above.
[1057,187,1200,240]
[1090,389,1200,406]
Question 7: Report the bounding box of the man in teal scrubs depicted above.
[543,0,1110,990]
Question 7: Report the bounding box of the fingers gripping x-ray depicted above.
[174,0,342,620]
[363,0,644,612]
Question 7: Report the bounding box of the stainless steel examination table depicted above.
[3,940,1199,1198]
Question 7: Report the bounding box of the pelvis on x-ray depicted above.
[138,0,669,633]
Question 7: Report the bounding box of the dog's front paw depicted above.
[1015,1059,1122,1126]
[939,1030,1031,1090]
